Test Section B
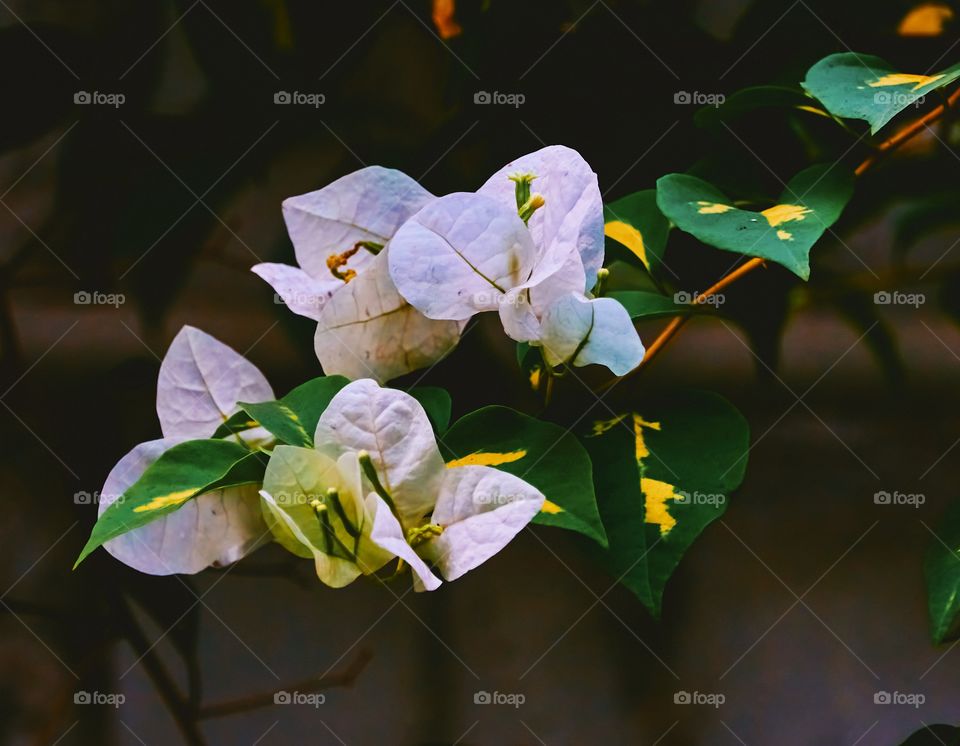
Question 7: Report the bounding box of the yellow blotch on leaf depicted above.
[868,72,945,90]
[761,204,811,227]
[604,220,649,268]
[898,4,953,36]
[133,489,197,513]
[632,415,661,460]
[529,366,542,391]
[642,478,682,535]
[697,201,734,215]
[540,500,564,514]
[447,450,526,468]
[776,229,793,241]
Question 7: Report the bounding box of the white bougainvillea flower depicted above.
[260,379,545,590]
[252,166,461,383]
[98,326,273,575]
[388,146,645,376]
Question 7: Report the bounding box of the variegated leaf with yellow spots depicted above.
[74,440,265,568]
[656,164,853,280]
[583,390,749,616]
[803,52,960,134]
[440,406,607,547]
[603,190,670,278]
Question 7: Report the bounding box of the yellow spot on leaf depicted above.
[604,220,649,268]
[761,204,811,227]
[432,0,463,39]
[591,414,628,436]
[540,500,564,514]
[632,415,661,460]
[697,201,734,215]
[133,489,197,513]
[642,478,682,535]
[776,229,793,241]
[447,450,526,468]
[868,72,945,90]
[899,4,953,36]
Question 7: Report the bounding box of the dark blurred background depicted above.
[4,0,960,743]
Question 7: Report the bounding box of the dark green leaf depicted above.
[583,390,749,616]
[604,190,670,278]
[925,499,960,643]
[441,406,607,547]
[657,164,854,280]
[694,85,829,129]
[74,440,264,567]
[409,386,453,434]
[803,53,960,134]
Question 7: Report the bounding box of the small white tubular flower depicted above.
[388,147,645,375]
[265,379,544,590]
[253,166,461,383]
[99,327,272,575]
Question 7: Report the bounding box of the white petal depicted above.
[314,379,444,525]
[259,490,362,588]
[387,192,538,320]
[478,145,604,289]
[99,438,269,575]
[539,294,645,376]
[314,249,460,383]
[156,326,274,439]
[367,495,441,591]
[251,263,341,321]
[423,466,544,582]
[283,166,434,278]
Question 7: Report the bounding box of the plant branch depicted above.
[621,85,960,378]
[196,649,373,720]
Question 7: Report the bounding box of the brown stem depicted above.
[622,85,960,378]
[197,649,372,720]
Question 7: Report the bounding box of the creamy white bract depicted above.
[259,379,545,591]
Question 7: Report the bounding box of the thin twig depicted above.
[197,649,373,720]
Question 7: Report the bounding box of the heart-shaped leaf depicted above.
[803,52,960,133]
[440,406,607,547]
[583,390,749,616]
[657,164,854,280]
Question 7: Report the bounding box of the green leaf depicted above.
[441,406,607,547]
[607,290,705,320]
[74,440,264,568]
[898,724,960,745]
[694,85,829,129]
[603,190,670,277]
[925,499,960,643]
[803,52,960,134]
[583,390,749,616]
[656,164,854,280]
[409,386,453,434]
[213,375,350,446]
